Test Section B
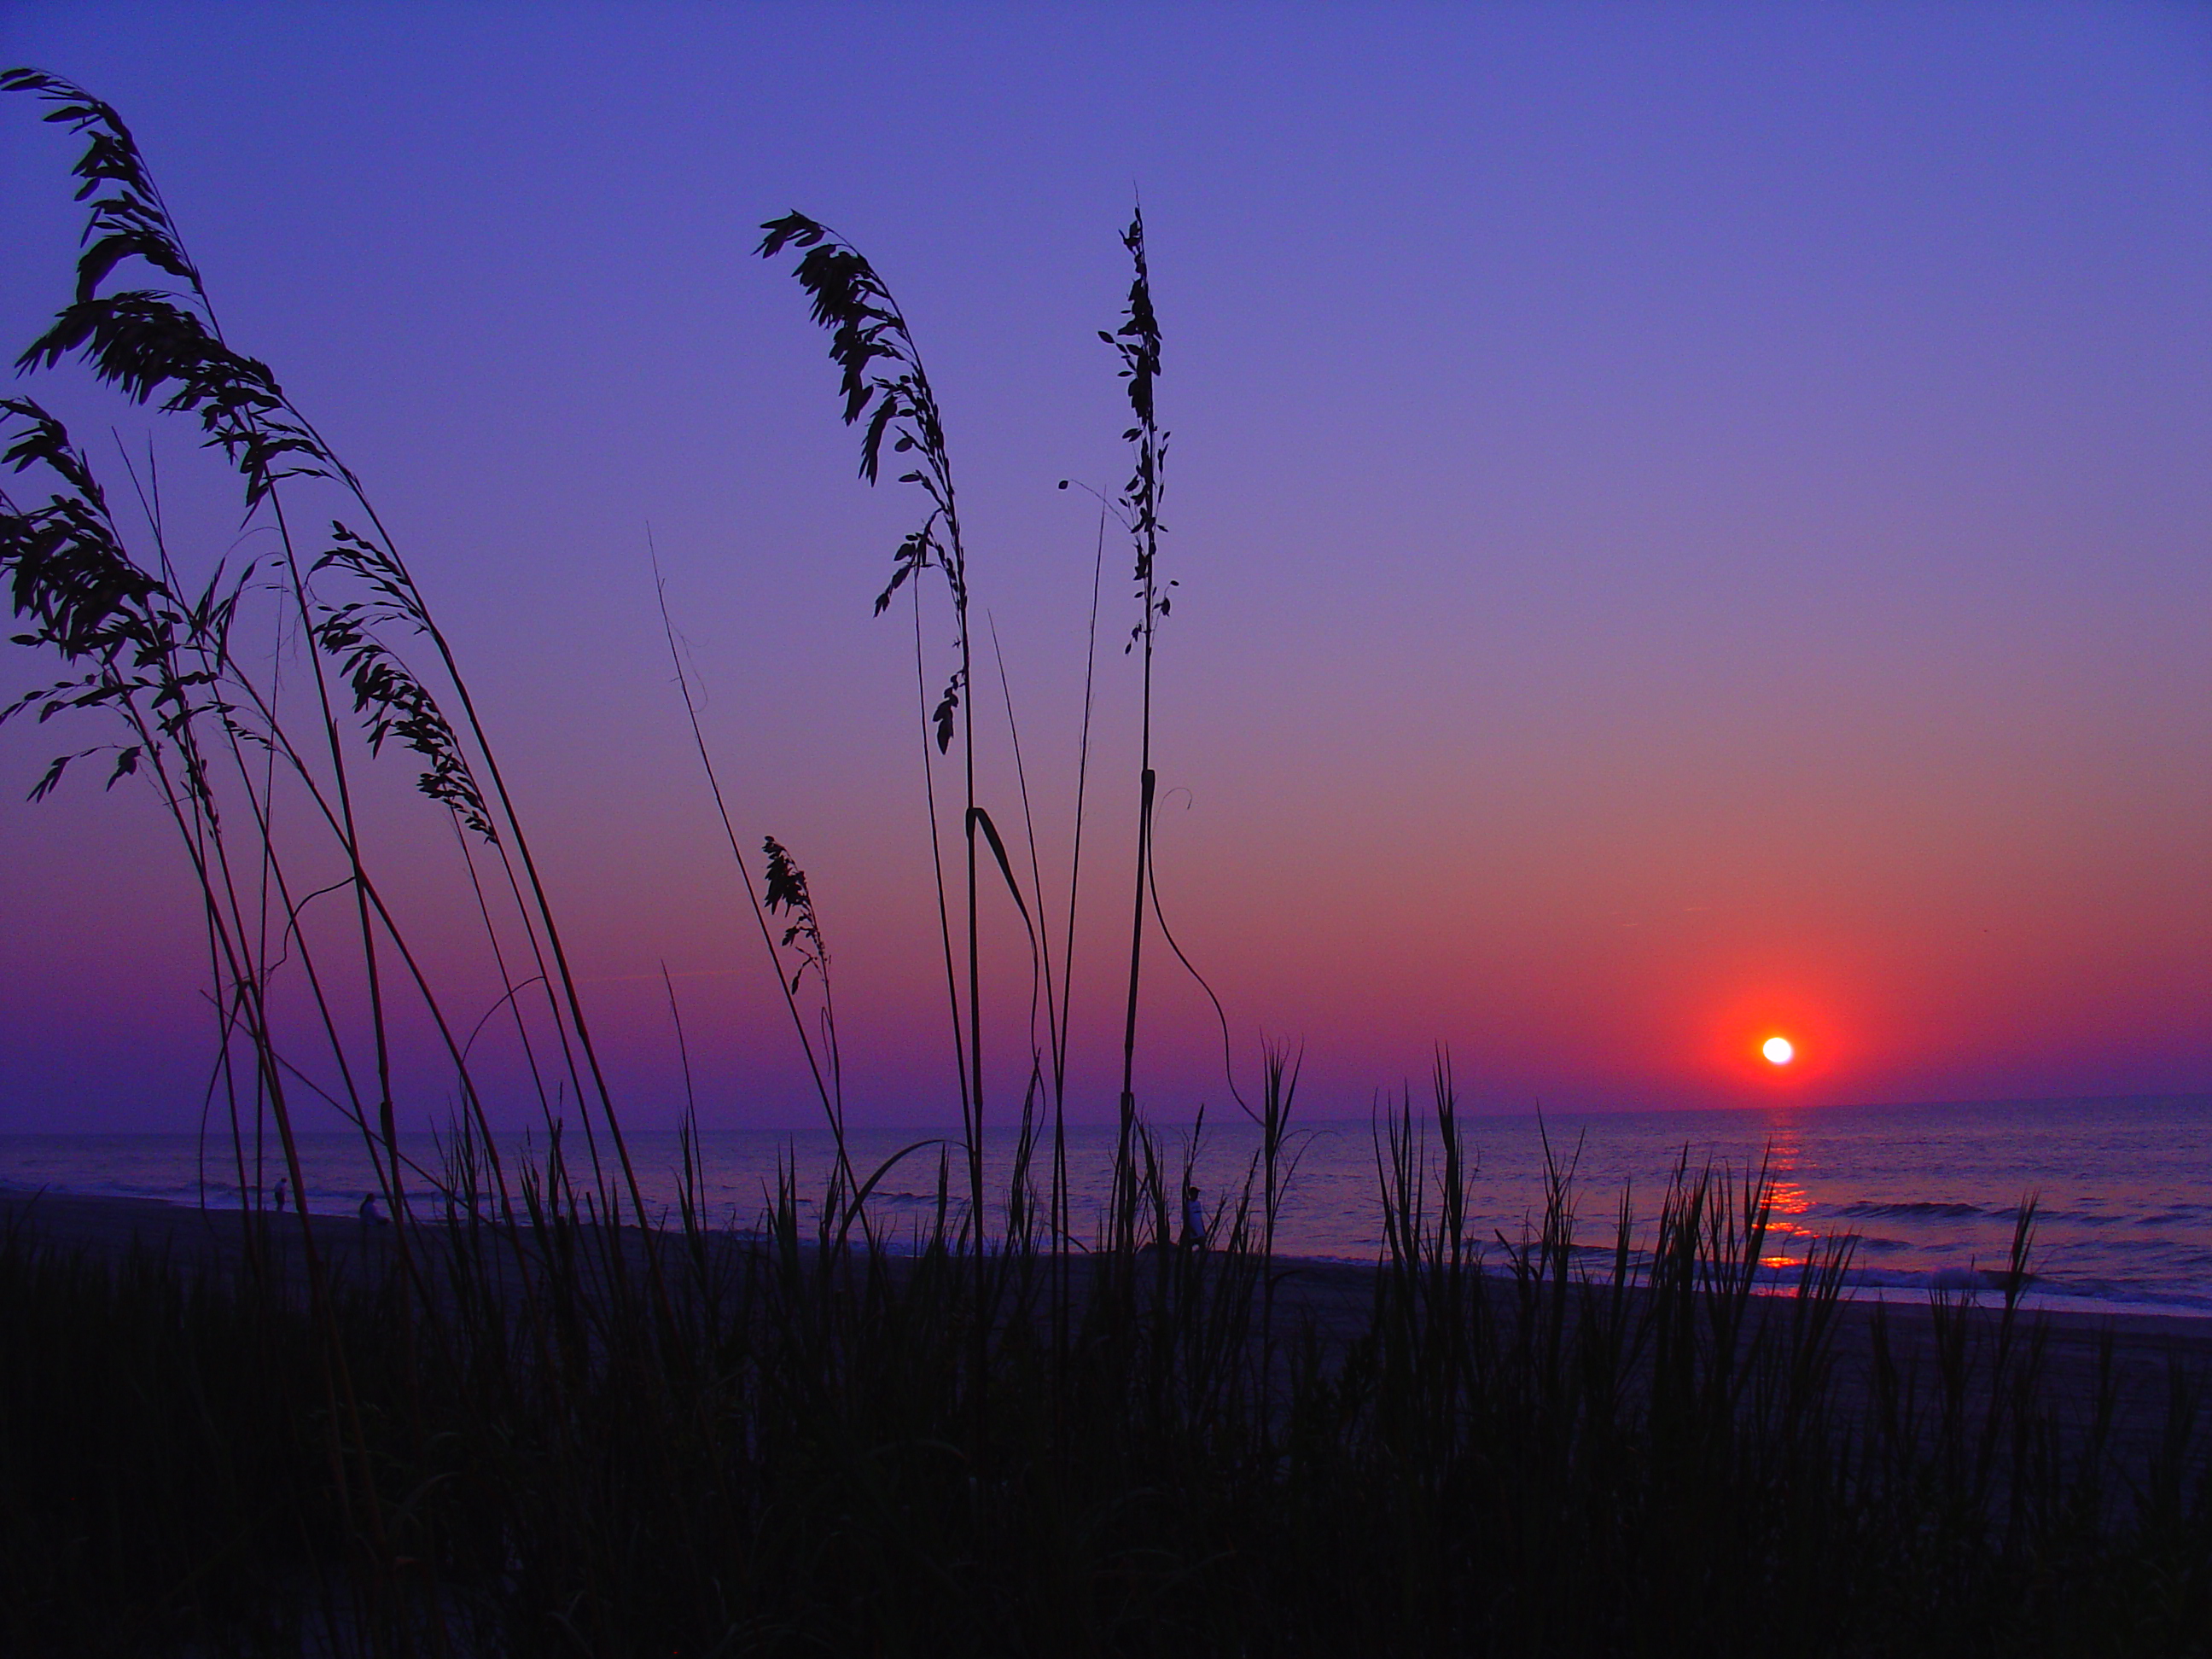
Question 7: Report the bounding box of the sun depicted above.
[1761,1035,1796,1067]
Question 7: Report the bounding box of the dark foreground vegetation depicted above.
[2,68,2208,1656]
[5,1130,2211,1658]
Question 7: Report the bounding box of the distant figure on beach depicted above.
[358,1191,387,1228]
[1181,1183,1206,1252]
[271,1178,287,1213]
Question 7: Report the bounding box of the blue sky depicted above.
[3,3,2207,1130]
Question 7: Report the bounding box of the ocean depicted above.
[3,1095,2207,1318]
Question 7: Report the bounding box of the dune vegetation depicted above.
[1,69,2208,1656]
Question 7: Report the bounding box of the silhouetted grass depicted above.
[3,67,2209,1659]
[6,1116,2210,1657]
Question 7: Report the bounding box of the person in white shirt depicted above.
[1180,1183,1206,1252]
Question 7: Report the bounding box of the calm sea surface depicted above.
[4,1097,2208,1317]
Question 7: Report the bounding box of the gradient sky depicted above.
[2,3,2208,1132]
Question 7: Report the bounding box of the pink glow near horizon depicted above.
[0,5,2206,1132]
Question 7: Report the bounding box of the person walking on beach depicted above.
[358,1191,387,1229]
[1181,1183,1207,1253]
[271,1178,288,1214]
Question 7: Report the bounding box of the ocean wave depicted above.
[1833,1200,1987,1220]
[1889,1265,2023,1292]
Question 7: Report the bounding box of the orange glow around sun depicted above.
[1697,981,1852,1097]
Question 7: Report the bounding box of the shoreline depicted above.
[11,1179,2208,1649]
[8,1183,2212,1338]
[7,1185,2209,1485]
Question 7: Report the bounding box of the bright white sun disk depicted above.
[1761,1036,1795,1066]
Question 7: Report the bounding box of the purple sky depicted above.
[2,3,2208,1132]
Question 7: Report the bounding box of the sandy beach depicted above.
[11,1184,2209,1473]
